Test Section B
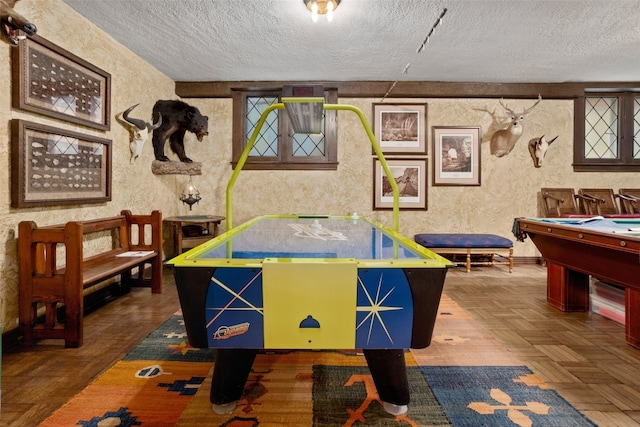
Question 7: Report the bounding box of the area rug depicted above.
[39,313,215,427]
[40,295,596,426]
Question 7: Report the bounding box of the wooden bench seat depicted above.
[414,233,513,273]
[18,210,162,347]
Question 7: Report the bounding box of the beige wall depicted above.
[1,0,181,332]
[0,0,636,333]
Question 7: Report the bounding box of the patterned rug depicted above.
[40,296,596,426]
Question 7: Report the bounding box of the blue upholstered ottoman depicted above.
[414,233,513,273]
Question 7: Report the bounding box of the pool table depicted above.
[169,214,451,410]
[515,217,640,348]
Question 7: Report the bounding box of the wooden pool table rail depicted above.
[516,218,640,348]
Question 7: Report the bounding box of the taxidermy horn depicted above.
[528,134,558,168]
[122,104,146,130]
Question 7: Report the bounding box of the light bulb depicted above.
[327,2,334,21]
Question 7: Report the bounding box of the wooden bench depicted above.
[414,233,513,273]
[18,210,163,347]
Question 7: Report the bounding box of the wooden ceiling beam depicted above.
[175,80,640,99]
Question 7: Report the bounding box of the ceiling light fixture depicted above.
[304,0,340,22]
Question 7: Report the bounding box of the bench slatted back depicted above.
[121,210,162,252]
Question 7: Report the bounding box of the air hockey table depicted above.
[168,95,451,414]
[169,214,451,412]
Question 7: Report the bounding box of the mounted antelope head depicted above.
[116,104,162,164]
[0,0,36,46]
[490,95,542,157]
[528,135,558,168]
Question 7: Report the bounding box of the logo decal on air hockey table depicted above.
[289,221,348,241]
[213,322,251,340]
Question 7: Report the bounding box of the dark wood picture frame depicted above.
[12,34,111,130]
[373,158,427,210]
[372,103,427,154]
[432,126,481,186]
[11,119,112,208]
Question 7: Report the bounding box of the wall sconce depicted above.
[304,0,340,22]
[180,176,201,211]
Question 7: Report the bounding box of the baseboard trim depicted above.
[513,256,543,265]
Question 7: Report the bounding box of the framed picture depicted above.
[12,34,111,130]
[11,119,112,208]
[372,103,427,154]
[432,126,481,186]
[373,158,427,210]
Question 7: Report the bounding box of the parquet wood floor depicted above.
[1,264,639,426]
[444,265,640,427]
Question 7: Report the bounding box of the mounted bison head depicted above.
[0,0,36,46]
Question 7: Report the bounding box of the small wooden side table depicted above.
[164,215,225,257]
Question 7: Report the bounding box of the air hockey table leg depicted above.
[362,348,410,414]
[209,348,410,415]
[210,348,258,413]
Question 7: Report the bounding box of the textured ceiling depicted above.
[62,0,640,83]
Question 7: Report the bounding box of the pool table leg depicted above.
[626,287,640,349]
[546,262,589,312]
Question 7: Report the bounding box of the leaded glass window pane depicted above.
[634,96,640,159]
[584,97,618,159]
[292,113,326,157]
[233,89,337,170]
[246,96,279,157]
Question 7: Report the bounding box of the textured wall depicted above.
[182,95,633,260]
[0,0,180,332]
[1,1,637,334]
